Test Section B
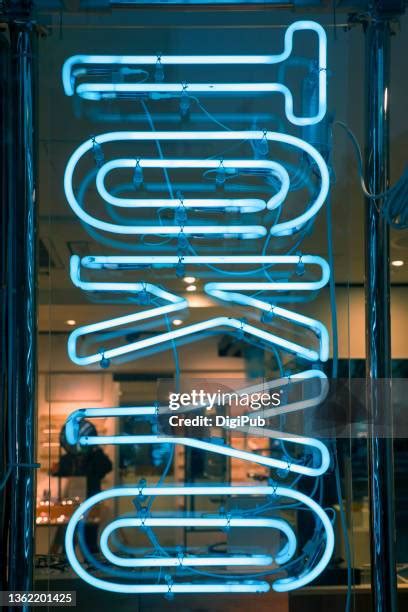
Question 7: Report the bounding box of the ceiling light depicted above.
[186,285,197,292]
[66,319,76,326]
[183,276,196,284]
[172,319,183,326]
[391,260,404,267]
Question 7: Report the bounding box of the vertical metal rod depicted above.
[364,15,398,612]
[3,21,37,595]
[0,31,12,591]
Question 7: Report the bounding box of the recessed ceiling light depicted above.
[391,260,404,267]
[183,276,196,284]
[66,319,76,326]
[172,319,183,326]
[186,285,197,292]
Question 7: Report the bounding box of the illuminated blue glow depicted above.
[80,434,329,478]
[65,484,334,593]
[205,287,329,362]
[65,406,157,445]
[101,549,273,568]
[68,253,328,364]
[100,516,296,566]
[70,255,187,308]
[63,20,334,595]
[154,370,329,420]
[64,370,330,440]
[68,314,321,366]
[62,21,326,126]
[63,392,330,477]
[96,158,289,212]
[80,254,330,291]
[64,131,329,237]
[235,370,329,419]
[69,255,188,364]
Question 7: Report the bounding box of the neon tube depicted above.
[64,406,157,445]
[79,434,329,478]
[75,77,326,128]
[67,260,328,365]
[65,370,329,430]
[233,371,329,419]
[155,369,329,419]
[62,21,326,126]
[64,398,330,477]
[68,314,322,366]
[65,484,334,593]
[64,131,329,237]
[79,254,330,291]
[101,550,273,568]
[64,369,330,429]
[100,516,296,566]
[67,257,328,364]
[70,255,188,307]
[62,19,333,595]
[96,158,290,212]
[205,288,329,362]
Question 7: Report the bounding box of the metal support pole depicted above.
[0,29,12,592]
[2,20,37,596]
[364,13,398,612]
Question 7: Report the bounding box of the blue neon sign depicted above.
[61,20,334,596]
[62,21,326,126]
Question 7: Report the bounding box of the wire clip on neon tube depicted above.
[64,131,329,237]
[62,21,326,126]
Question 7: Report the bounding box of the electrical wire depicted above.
[334,120,408,227]
[189,95,233,131]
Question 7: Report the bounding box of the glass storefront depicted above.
[1,2,407,611]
